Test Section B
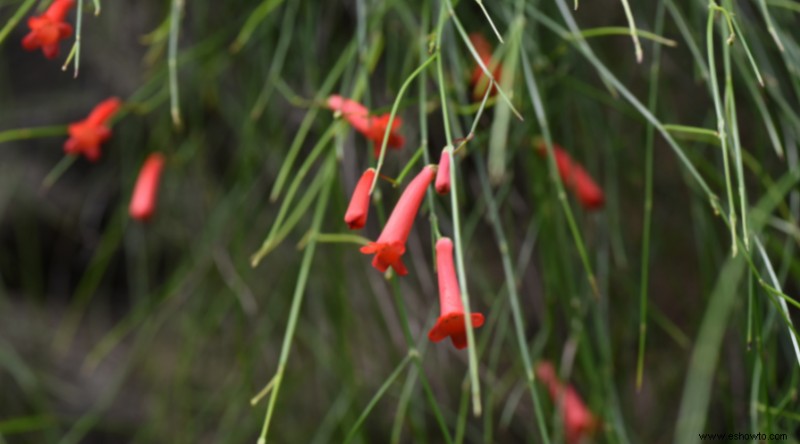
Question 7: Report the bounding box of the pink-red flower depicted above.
[435,148,451,195]
[360,165,435,276]
[428,237,484,349]
[535,141,605,210]
[129,153,166,221]
[468,33,502,101]
[21,0,74,59]
[326,95,405,157]
[64,97,122,161]
[535,361,598,444]
[345,168,375,230]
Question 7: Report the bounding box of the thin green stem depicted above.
[707,5,739,257]
[368,53,438,193]
[520,44,599,299]
[168,0,184,128]
[229,0,284,53]
[571,26,676,47]
[343,351,414,443]
[269,42,357,201]
[257,154,335,444]
[619,0,643,62]
[636,0,665,392]
[435,0,482,416]
[722,9,750,252]
[251,123,340,266]
[474,154,551,444]
[0,125,67,144]
[0,0,36,45]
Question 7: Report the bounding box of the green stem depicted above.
[0,0,37,45]
[435,0,482,417]
[257,154,335,444]
[706,4,739,257]
[368,53,438,193]
[636,0,665,392]
[168,0,184,128]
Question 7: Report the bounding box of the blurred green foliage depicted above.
[1,0,799,443]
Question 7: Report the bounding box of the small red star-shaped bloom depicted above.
[360,165,436,276]
[326,95,405,157]
[535,141,605,211]
[435,148,451,195]
[427,237,485,349]
[21,0,75,59]
[468,33,502,101]
[344,168,375,230]
[129,153,166,221]
[535,361,599,444]
[64,97,122,161]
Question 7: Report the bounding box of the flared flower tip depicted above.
[129,153,166,221]
[435,149,451,195]
[428,312,485,349]
[344,168,375,230]
[359,241,407,276]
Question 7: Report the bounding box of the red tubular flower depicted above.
[435,148,451,195]
[326,95,405,157]
[360,166,435,276]
[344,168,375,230]
[535,141,605,210]
[468,33,502,100]
[64,97,122,161]
[428,237,484,349]
[535,361,598,444]
[21,0,75,59]
[129,153,166,221]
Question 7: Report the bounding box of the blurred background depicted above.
[1,0,799,443]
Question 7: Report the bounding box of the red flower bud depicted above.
[360,166,435,276]
[129,153,166,221]
[535,361,599,444]
[428,237,484,349]
[535,141,605,211]
[64,97,122,162]
[435,148,451,195]
[21,0,74,59]
[344,168,375,230]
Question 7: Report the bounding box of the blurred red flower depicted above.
[64,97,122,161]
[535,361,599,444]
[326,95,405,157]
[536,141,605,210]
[21,0,75,59]
[129,153,166,222]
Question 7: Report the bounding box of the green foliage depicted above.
[1,0,800,443]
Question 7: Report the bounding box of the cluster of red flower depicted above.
[21,3,165,222]
[328,95,483,350]
[327,33,601,440]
